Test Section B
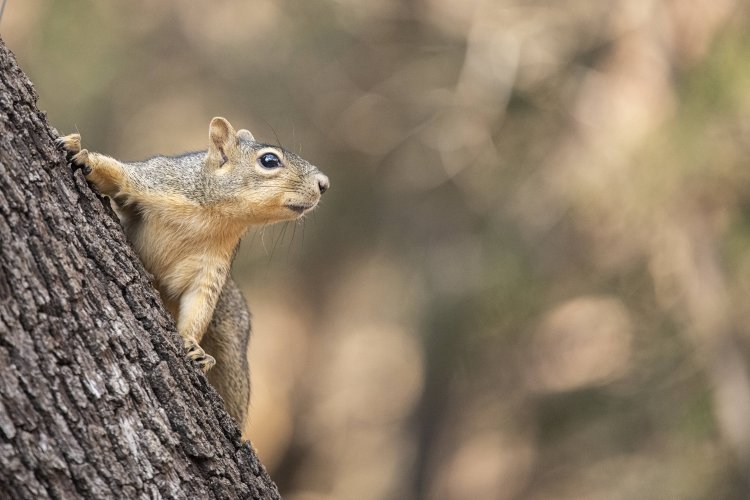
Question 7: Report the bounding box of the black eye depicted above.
[259,152,282,169]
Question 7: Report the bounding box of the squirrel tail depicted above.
[203,278,252,435]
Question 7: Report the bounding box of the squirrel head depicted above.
[205,117,330,225]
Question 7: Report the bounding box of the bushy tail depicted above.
[203,278,252,434]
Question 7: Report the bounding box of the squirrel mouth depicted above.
[286,202,315,214]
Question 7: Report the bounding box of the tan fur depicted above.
[57,118,329,435]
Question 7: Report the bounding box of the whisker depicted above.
[259,223,270,256]
[246,224,262,252]
[301,217,306,251]
[280,221,291,258]
[268,221,288,264]
[259,117,285,152]
[289,219,298,256]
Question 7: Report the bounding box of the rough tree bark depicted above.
[0,39,281,499]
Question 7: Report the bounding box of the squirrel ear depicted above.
[207,117,238,169]
[237,129,255,142]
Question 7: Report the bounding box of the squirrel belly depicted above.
[57,117,329,434]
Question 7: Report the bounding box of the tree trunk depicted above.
[0,38,280,499]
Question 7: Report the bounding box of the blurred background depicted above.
[4,0,750,498]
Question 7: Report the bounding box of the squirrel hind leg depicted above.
[185,338,217,373]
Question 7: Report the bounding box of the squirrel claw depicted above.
[185,340,216,373]
[196,354,216,373]
[71,149,92,175]
[57,133,81,154]
[58,134,92,174]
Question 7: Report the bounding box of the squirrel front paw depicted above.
[185,339,216,373]
[57,134,92,175]
[70,149,93,175]
[57,133,81,154]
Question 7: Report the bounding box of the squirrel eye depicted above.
[259,152,282,169]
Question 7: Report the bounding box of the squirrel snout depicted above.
[316,173,330,195]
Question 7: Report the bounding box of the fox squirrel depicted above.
[57,117,329,432]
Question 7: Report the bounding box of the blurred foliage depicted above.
[5,1,750,498]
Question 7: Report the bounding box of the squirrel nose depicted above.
[317,174,330,194]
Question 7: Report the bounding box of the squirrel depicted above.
[57,117,330,432]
